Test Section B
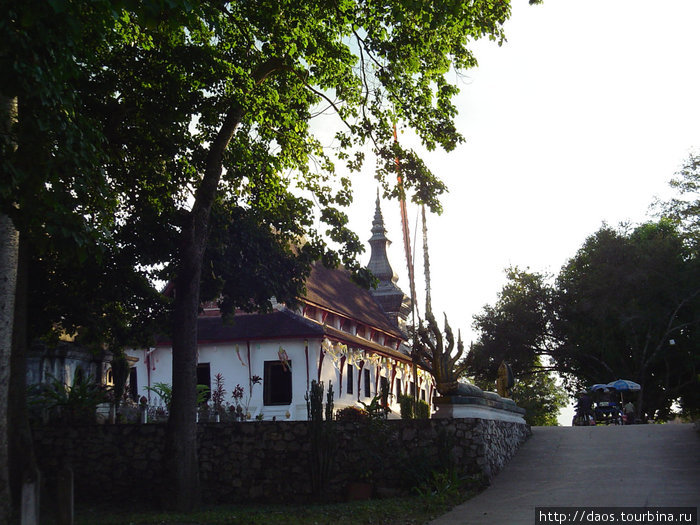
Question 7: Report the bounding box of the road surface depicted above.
[430,423,699,524]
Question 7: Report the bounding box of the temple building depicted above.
[125,196,433,420]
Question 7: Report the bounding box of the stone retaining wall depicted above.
[32,418,530,504]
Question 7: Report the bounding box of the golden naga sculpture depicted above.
[413,312,470,396]
[496,361,514,399]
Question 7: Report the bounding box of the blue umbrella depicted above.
[606,379,641,391]
[589,384,610,392]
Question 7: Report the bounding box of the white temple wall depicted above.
[125,338,431,421]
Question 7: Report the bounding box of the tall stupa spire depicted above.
[367,190,411,330]
[368,190,398,284]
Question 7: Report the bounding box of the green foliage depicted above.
[73,495,480,525]
[335,406,369,422]
[415,400,431,420]
[468,266,553,384]
[359,393,389,421]
[398,394,430,420]
[211,373,226,413]
[4,0,522,509]
[197,384,211,406]
[145,382,172,410]
[468,217,699,421]
[145,382,209,412]
[652,151,700,252]
[398,394,415,420]
[34,374,109,424]
[1,0,176,351]
[554,221,699,419]
[414,469,464,511]
[5,0,517,347]
[510,361,567,426]
[305,380,336,501]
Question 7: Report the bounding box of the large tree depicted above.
[509,360,567,427]
[466,267,565,424]
[554,221,699,419]
[1,4,121,519]
[82,2,517,511]
[467,220,699,421]
[468,266,554,383]
[4,0,532,513]
[653,151,700,251]
[0,2,196,518]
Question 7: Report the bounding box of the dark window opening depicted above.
[410,382,416,397]
[363,368,371,398]
[380,376,390,405]
[264,360,292,405]
[380,376,389,395]
[347,364,354,395]
[129,367,138,401]
[197,363,211,402]
[421,389,426,401]
[396,381,401,397]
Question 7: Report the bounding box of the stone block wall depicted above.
[31,418,530,504]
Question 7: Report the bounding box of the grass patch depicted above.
[74,487,482,525]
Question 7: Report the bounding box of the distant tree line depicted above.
[465,153,700,423]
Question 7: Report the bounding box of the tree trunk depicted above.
[164,237,204,511]
[9,236,38,511]
[162,60,285,512]
[0,215,19,525]
[163,106,244,512]
[0,93,19,525]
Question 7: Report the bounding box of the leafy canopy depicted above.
[468,220,699,420]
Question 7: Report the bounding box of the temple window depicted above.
[197,363,211,402]
[105,368,114,387]
[380,376,389,397]
[363,368,371,398]
[346,364,354,395]
[129,367,138,401]
[74,367,84,385]
[264,360,292,406]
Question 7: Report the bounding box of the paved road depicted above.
[430,424,700,525]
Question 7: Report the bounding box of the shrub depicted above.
[398,394,414,419]
[415,400,430,419]
[335,405,369,422]
[398,394,430,419]
[33,374,110,424]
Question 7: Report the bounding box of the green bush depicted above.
[398,394,414,419]
[398,394,430,419]
[35,374,110,424]
[335,405,369,422]
[415,400,430,419]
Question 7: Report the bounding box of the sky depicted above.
[336,1,700,423]
[340,0,700,344]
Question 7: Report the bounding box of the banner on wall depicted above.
[235,345,247,367]
[278,347,292,372]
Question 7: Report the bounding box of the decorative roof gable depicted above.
[302,262,405,340]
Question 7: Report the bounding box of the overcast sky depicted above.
[341,0,700,354]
